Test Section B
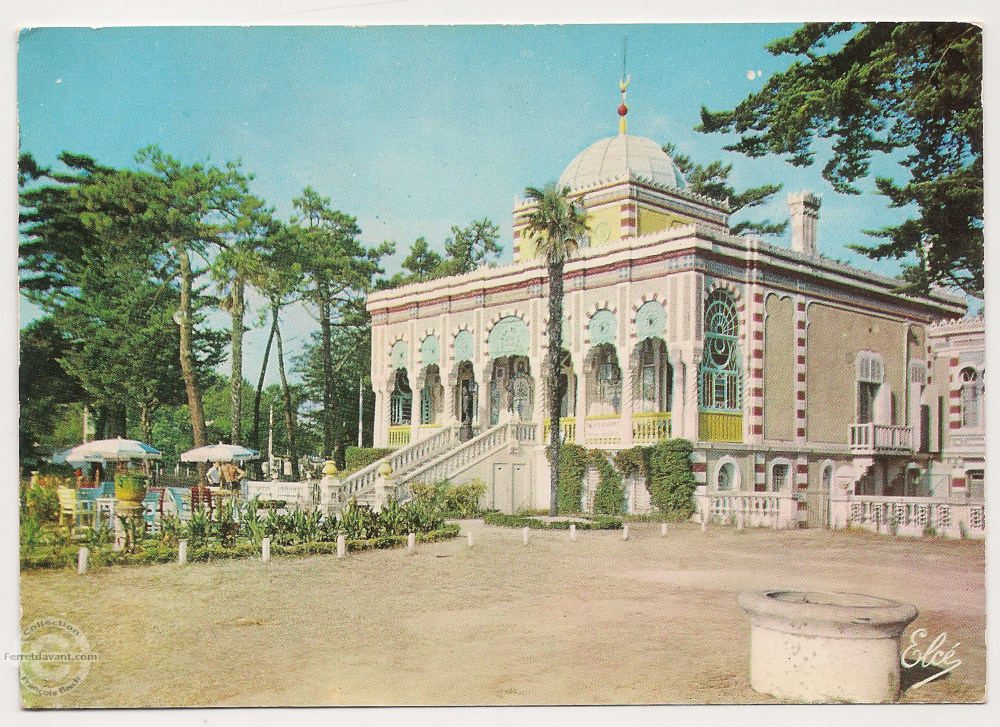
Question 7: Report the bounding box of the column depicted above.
[679,347,702,441]
[671,350,685,440]
[575,356,589,447]
[442,365,457,428]
[620,348,634,446]
[373,388,385,447]
[409,370,421,442]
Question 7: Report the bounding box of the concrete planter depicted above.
[738,590,918,703]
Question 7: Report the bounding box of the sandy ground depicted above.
[19,520,985,707]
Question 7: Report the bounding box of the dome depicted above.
[557,134,688,192]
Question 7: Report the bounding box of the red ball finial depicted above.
[618,103,628,117]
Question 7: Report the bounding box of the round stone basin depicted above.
[738,590,918,703]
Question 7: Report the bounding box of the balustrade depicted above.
[849,423,913,453]
[542,417,576,443]
[632,412,671,443]
[834,493,984,539]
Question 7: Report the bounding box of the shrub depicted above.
[22,483,60,523]
[442,480,487,517]
[344,447,394,474]
[482,512,622,530]
[646,439,696,516]
[590,450,625,515]
[549,443,588,514]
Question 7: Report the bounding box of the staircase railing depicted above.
[336,424,462,502]
[396,421,538,492]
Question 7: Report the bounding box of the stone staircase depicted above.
[333,424,467,509]
[332,421,540,511]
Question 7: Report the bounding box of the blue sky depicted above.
[14,23,964,385]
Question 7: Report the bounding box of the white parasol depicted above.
[180,442,260,463]
[61,437,162,464]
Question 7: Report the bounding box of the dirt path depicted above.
[19,521,985,707]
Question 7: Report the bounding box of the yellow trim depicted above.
[632,411,672,443]
[419,423,443,428]
[542,417,577,443]
[586,414,621,421]
[699,411,743,443]
[388,426,412,448]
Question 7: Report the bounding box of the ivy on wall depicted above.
[549,439,695,516]
[646,439,696,515]
[590,449,624,515]
[551,443,589,514]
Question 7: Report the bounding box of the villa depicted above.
[358,105,984,537]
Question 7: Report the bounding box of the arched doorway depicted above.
[631,337,673,442]
[389,368,412,426]
[454,360,479,424]
[489,356,534,425]
[585,343,622,416]
[418,364,444,425]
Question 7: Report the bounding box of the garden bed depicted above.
[20,523,461,570]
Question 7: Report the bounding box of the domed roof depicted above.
[557,134,688,192]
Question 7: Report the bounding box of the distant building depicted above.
[360,100,981,535]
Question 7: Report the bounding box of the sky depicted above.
[14,16,984,391]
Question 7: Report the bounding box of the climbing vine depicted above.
[590,450,624,515]
[549,443,589,514]
[646,439,696,515]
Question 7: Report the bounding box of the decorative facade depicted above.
[363,122,981,534]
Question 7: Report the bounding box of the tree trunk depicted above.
[139,401,155,445]
[548,258,564,516]
[229,276,245,445]
[275,320,299,481]
[319,284,334,458]
[105,403,127,438]
[176,245,208,450]
[251,301,279,453]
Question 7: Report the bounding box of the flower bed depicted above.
[20,523,461,570]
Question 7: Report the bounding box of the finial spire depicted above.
[618,34,630,135]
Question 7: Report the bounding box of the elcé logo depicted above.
[900,629,962,689]
[18,617,98,698]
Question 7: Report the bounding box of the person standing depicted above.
[207,462,222,488]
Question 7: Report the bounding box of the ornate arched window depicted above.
[699,290,741,411]
[960,367,982,428]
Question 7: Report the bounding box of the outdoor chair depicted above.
[142,488,164,535]
[190,486,215,516]
[57,486,96,531]
[164,487,192,522]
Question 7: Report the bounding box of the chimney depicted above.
[788,191,821,255]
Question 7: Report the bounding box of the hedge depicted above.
[483,511,622,530]
[344,447,394,474]
[19,523,461,570]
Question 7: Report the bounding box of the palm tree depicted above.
[523,183,589,515]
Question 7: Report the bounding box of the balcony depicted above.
[542,417,577,444]
[850,423,913,454]
[632,412,672,443]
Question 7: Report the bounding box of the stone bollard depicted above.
[467,532,474,548]
[337,534,346,559]
[407,532,416,554]
[77,547,88,575]
[622,524,630,541]
[522,526,530,545]
[262,537,271,562]
[178,540,188,566]
[737,511,745,531]
[701,512,708,531]
[661,522,668,537]
[569,523,577,542]
[738,590,918,703]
